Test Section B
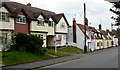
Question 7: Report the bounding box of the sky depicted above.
[4,0,118,30]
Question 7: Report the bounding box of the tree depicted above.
[110,2,120,26]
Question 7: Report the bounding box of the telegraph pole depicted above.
[84,3,87,53]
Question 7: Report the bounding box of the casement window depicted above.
[16,15,26,24]
[48,21,53,27]
[37,18,44,25]
[58,35,62,40]
[37,34,43,39]
[97,42,99,47]
[0,33,7,44]
[0,12,9,22]
[60,22,65,28]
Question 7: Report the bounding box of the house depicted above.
[98,24,112,48]
[107,31,118,46]
[68,18,98,51]
[0,2,69,50]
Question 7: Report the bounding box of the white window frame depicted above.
[48,21,53,27]
[16,15,26,24]
[0,12,9,22]
[37,18,44,26]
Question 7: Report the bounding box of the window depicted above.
[16,15,26,24]
[0,12,9,21]
[101,42,102,46]
[37,18,44,25]
[48,21,53,27]
[60,22,65,28]
[58,35,62,40]
[97,42,99,47]
[37,34,43,39]
[0,33,7,44]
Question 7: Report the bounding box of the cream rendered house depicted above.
[1,2,69,48]
[0,6,14,51]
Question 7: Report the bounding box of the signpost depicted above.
[54,36,61,54]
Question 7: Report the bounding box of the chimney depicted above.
[99,24,102,30]
[86,18,88,26]
[27,3,31,6]
[73,18,76,43]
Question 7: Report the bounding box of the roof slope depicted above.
[2,2,69,25]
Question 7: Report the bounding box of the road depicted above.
[41,47,118,68]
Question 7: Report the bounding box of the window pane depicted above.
[37,18,44,25]
[0,12,1,20]
[23,17,26,23]
[2,12,5,21]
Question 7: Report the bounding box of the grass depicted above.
[46,49,69,57]
[60,46,83,54]
[2,51,52,66]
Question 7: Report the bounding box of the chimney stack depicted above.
[27,3,31,6]
[99,24,102,30]
[73,18,76,43]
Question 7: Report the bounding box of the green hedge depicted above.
[10,33,46,56]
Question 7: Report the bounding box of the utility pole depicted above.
[84,3,87,53]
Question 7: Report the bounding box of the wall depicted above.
[76,25,84,50]
[55,17,68,33]
[13,11,29,35]
[96,39,103,49]
[67,26,73,42]
[0,6,14,30]
[30,15,55,36]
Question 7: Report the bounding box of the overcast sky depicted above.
[8,0,118,30]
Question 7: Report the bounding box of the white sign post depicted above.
[54,37,57,54]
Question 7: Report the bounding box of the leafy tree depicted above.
[110,2,120,26]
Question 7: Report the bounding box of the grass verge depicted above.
[60,46,83,54]
[2,51,52,66]
[47,49,69,57]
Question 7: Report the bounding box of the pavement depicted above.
[2,51,85,70]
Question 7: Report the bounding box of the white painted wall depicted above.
[55,17,68,33]
[0,6,14,30]
[76,25,84,50]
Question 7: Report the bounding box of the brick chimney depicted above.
[99,24,102,30]
[73,18,76,43]
[27,3,31,6]
[86,18,88,26]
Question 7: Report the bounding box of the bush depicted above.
[10,33,46,55]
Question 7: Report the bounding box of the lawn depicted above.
[2,49,69,66]
[2,51,52,66]
[47,49,69,57]
[60,46,83,54]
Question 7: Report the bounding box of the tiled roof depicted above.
[77,24,90,39]
[99,29,108,40]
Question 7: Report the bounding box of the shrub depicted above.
[10,33,46,55]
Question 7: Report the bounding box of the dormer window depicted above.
[16,15,26,24]
[0,12,9,22]
[60,22,65,28]
[37,18,44,25]
[48,21,53,27]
